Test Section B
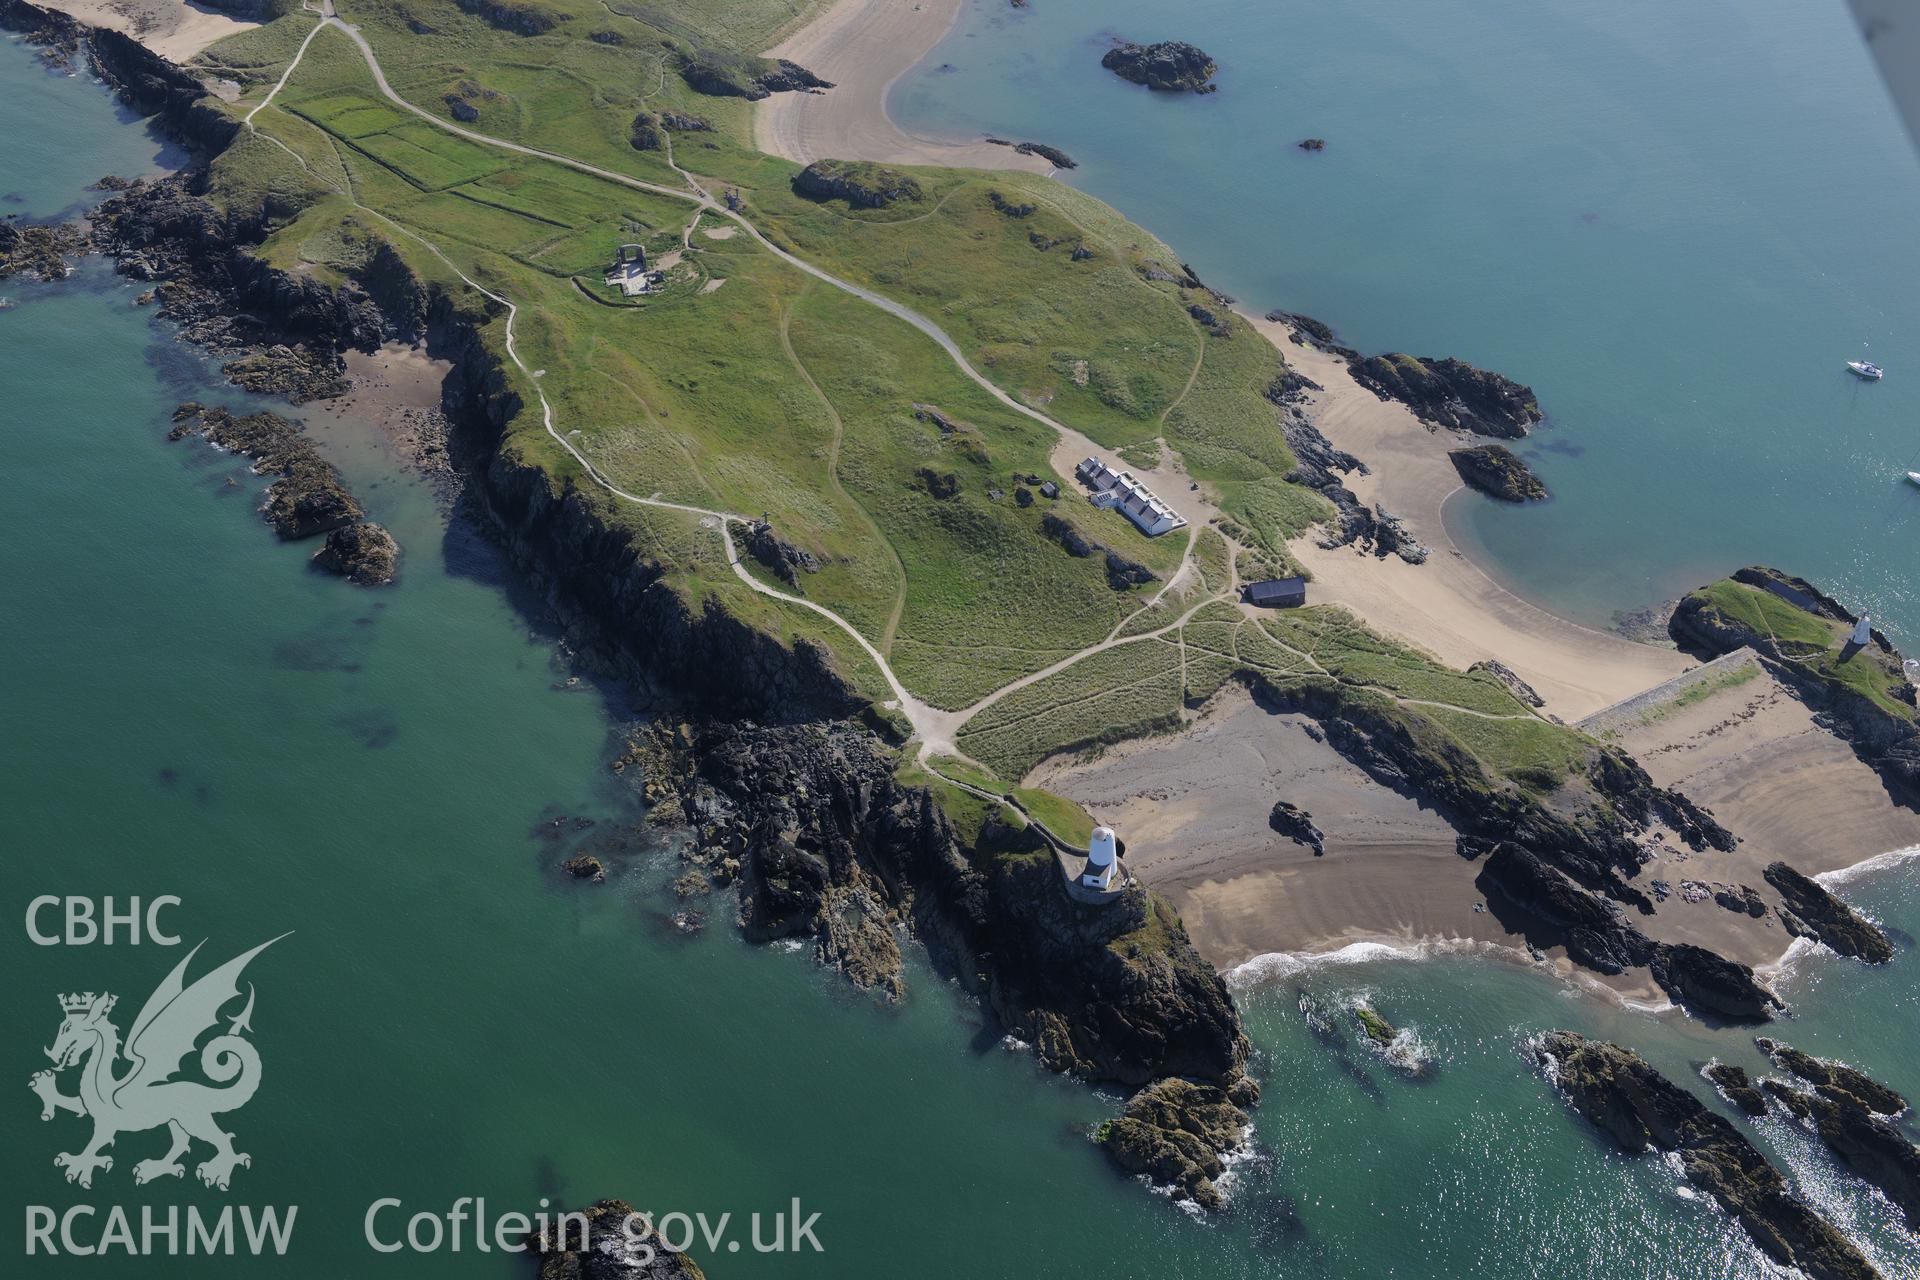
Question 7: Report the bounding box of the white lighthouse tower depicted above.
[1082,826,1118,891]
[1852,614,1873,647]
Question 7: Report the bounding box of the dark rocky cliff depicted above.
[0,0,240,151]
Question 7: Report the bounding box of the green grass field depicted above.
[182,0,1627,852]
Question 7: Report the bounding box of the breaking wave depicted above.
[1224,937,1516,988]
[1816,843,1920,888]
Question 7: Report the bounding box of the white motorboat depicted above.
[1848,359,1885,380]
[1908,471,1920,487]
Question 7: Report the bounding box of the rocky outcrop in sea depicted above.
[1351,354,1542,438]
[1449,444,1547,501]
[168,402,378,546]
[525,1199,705,1279]
[1756,1039,1920,1231]
[1533,1032,1879,1280]
[313,522,399,586]
[1763,862,1893,962]
[983,137,1076,168]
[1101,40,1219,93]
[1098,1077,1250,1210]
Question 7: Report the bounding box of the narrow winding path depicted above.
[248,11,1551,778]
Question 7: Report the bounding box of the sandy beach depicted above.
[35,0,256,62]
[1033,658,1920,980]
[1605,661,1920,967]
[758,3,1689,724]
[754,0,1050,173]
[1031,687,1505,970]
[1247,311,1695,722]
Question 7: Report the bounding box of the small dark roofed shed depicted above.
[1246,576,1308,608]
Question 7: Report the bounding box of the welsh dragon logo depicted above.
[29,936,285,1191]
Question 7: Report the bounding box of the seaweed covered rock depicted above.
[525,1199,705,1279]
[1353,1002,1395,1047]
[1450,444,1547,502]
[560,854,605,882]
[168,403,363,540]
[1352,354,1542,437]
[1756,1039,1907,1116]
[1704,1062,1771,1117]
[1098,1077,1249,1210]
[220,344,349,403]
[792,159,922,209]
[1101,40,1218,93]
[0,216,91,281]
[1532,1032,1878,1280]
[1764,862,1894,963]
[312,521,398,586]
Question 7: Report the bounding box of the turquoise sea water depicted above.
[895,0,1920,640]
[8,25,1920,1279]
